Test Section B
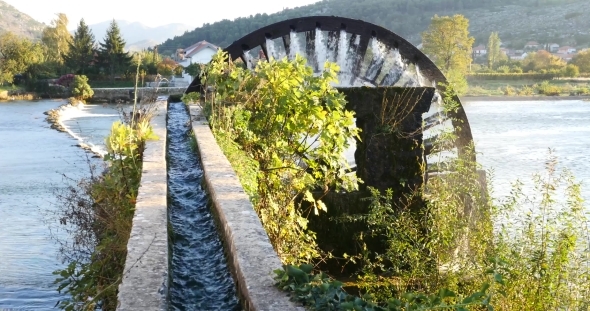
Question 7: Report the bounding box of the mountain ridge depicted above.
[85,20,192,51]
[157,0,590,55]
[0,0,45,40]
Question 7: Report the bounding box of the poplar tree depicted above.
[41,13,72,66]
[98,20,132,82]
[65,19,96,74]
[421,14,474,94]
[487,32,502,70]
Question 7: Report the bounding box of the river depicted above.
[0,98,589,308]
[463,99,590,203]
[0,100,119,309]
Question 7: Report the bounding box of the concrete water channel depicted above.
[116,99,300,310]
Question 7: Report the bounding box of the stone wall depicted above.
[91,87,186,102]
[117,102,168,311]
[189,106,303,311]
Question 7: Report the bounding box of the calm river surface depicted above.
[0,100,119,309]
[0,99,589,308]
[463,99,590,202]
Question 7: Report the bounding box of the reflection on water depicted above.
[463,99,590,203]
[0,100,119,309]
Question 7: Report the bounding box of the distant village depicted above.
[472,41,582,62]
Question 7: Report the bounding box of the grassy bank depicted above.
[466,78,590,97]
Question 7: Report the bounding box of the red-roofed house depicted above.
[473,44,487,56]
[557,46,577,54]
[175,40,220,84]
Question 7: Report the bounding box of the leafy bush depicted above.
[52,117,157,310]
[274,263,498,311]
[199,50,359,265]
[503,85,516,96]
[536,80,562,96]
[71,75,94,101]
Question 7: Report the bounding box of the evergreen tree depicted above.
[65,19,96,75]
[98,20,132,82]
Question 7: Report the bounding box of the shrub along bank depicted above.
[185,50,590,310]
[51,105,157,310]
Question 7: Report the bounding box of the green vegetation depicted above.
[0,12,186,94]
[158,0,586,55]
[194,50,359,264]
[421,14,473,95]
[41,13,71,69]
[52,59,158,310]
[187,49,590,309]
[52,117,157,310]
[98,20,133,84]
[486,32,502,70]
[71,75,94,101]
[65,19,97,75]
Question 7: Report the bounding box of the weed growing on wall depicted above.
[50,58,159,310]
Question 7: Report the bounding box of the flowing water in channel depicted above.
[166,102,240,310]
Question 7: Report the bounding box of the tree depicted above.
[65,19,96,74]
[98,20,132,82]
[487,32,502,69]
[522,50,565,72]
[421,14,474,94]
[185,62,202,78]
[156,57,177,77]
[570,50,590,73]
[42,13,72,66]
[0,32,45,84]
[71,75,94,101]
[562,64,579,78]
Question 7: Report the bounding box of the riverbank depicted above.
[44,99,108,157]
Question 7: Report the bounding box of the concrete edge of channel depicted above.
[188,105,304,311]
[117,101,169,311]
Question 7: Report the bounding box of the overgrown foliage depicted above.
[191,50,359,264]
[422,15,474,95]
[274,263,498,311]
[190,49,590,310]
[51,59,159,310]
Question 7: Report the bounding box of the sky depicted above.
[4,0,322,30]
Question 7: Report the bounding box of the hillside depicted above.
[158,0,590,55]
[0,0,44,40]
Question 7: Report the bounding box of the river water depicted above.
[0,100,119,309]
[0,98,589,308]
[463,99,590,203]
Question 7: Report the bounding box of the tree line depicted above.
[0,13,185,91]
[157,0,584,56]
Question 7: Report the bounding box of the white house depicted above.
[473,44,487,56]
[524,41,540,50]
[174,40,220,84]
[509,52,528,60]
[547,43,559,53]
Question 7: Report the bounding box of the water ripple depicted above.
[166,102,241,311]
